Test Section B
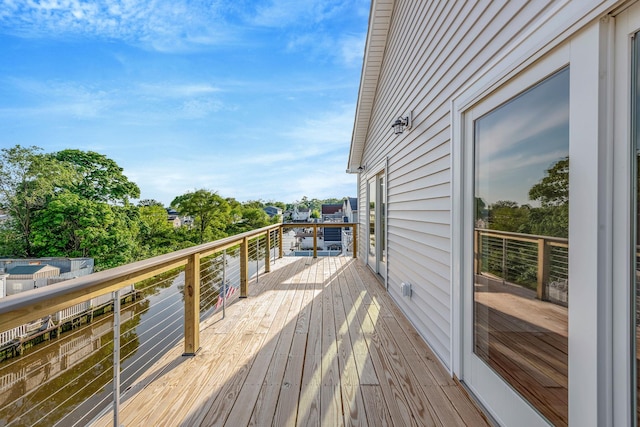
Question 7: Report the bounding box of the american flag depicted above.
[215,281,236,309]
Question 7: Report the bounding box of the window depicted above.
[473,67,570,426]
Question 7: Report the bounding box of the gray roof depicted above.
[7,265,50,275]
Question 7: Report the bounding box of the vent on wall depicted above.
[401,282,412,298]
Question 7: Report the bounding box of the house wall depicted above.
[356,0,618,368]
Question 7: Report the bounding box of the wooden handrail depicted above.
[475,228,568,245]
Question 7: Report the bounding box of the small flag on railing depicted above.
[215,281,236,309]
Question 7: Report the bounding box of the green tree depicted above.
[171,189,230,244]
[488,201,531,233]
[0,145,73,256]
[528,157,569,207]
[137,204,176,258]
[227,205,273,234]
[310,209,320,219]
[53,149,140,204]
[30,192,139,269]
[528,157,569,237]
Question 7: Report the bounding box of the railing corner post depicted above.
[278,226,284,258]
[183,253,200,356]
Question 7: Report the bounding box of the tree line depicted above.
[0,145,291,270]
[476,157,569,238]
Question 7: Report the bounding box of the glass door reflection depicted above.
[473,67,570,426]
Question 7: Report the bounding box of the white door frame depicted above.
[451,19,615,426]
[612,4,640,425]
[365,159,388,287]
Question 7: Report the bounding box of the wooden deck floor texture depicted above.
[93,257,489,427]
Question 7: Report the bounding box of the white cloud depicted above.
[285,31,366,67]
[478,101,569,160]
[137,83,221,98]
[283,103,354,148]
[250,0,346,27]
[479,149,567,182]
[339,34,366,67]
[0,0,232,52]
[180,98,223,118]
[1,77,227,121]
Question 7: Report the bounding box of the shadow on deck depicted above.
[92,257,489,426]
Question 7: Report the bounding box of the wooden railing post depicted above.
[537,238,550,300]
[240,237,249,298]
[313,225,318,259]
[352,225,358,258]
[278,226,284,258]
[474,229,481,275]
[265,231,271,273]
[183,253,200,356]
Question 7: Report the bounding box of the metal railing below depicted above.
[474,228,569,305]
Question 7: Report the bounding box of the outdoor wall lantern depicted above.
[391,111,412,135]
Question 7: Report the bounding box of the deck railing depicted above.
[474,228,569,304]
[0,222,356,426]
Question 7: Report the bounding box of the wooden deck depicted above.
[474,277,568,426]
[93,257,489,427]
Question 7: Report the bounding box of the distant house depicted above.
[321,204,344,249]
[166,209,182,227]
[166,209,193,228]
[0,258,94,296]
[263,206,283,219]
[291,207,311,222]
[295,230,324,250]
[342,197,357,223]
[321,204,343,222]
[5,265,60,295]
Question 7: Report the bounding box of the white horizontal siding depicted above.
[358,0,564,367]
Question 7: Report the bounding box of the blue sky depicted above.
[0,0,369,206]
[475,67,569,207]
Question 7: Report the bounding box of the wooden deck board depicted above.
[91,257,488,427]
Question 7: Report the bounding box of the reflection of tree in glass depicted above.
[489,200,531,234]
[485,157,569,238]
[528,157,569,238]
[529,157,569,207]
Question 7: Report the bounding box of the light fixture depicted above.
[357,165,365,172]
[391,111,412,135]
